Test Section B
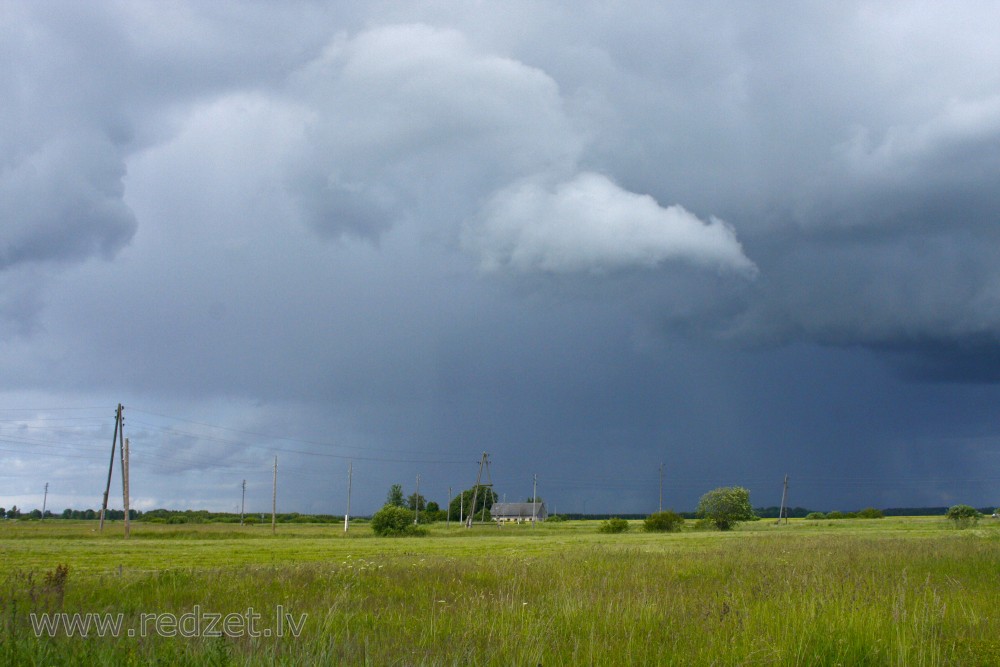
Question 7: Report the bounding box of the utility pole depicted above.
[777,474,789,525]
[447,486,452,528]
[466,452,493,527]
[659,462,664,513]
[532,474,538,526]
[99,404,122,531]
[240,480,246,526]
[122,438,130,539]
[42,482,48,520]
[271,456,277,535]
[414,474,420,525]
[459,492,463,525]
[344,461,352,533]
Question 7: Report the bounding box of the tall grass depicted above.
[2,519,999,664]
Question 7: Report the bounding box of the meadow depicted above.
[2,516,999,665]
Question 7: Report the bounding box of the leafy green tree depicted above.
[946,504,980,528]
[425,501,440,513]
[643,510,684,532]
[598,517,630,533]
[370,505,425,536]
[407,493,427,512]
[448,487,498,521]
[857,507,884,519]
[386,484,405,508]
[697,487,755,531]
[6,506,20,519]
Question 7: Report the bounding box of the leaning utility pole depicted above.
[344,461,352,533]
[122,438,131,539]
[240,479,246,526]
[99,404,123,531]
[466,452,493,527]
[777,474,789,525]
[271,456,278,535]
[42,482,48,520]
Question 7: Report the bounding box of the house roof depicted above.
[491,502,546,518]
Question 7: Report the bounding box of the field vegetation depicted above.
[2,515,1000,665]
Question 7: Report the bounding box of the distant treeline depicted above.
[2,505,995,523]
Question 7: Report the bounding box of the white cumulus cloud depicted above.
[466,172,757,275]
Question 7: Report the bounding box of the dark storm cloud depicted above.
[3,2,1000,514]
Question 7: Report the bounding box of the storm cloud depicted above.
[2,2,1000,516]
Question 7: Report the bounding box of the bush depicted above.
[693,518,716,531]
[546,514,565,522]
[643,511,684,532]
[371,505,427,537]
[857,507,884,519]
[697,487,755,531]
[826,511,847,520]
[598,517,630,533]
[804,512,826,520]
[946,504,980,528]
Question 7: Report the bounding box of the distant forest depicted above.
[1,505,995,523]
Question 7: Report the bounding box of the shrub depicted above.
[804,512,826,520]
[693,518,716,531]
[697,487,755,531]
[857,507,884,519]
[946,504,980,528]
[546,514,565,522]
[598,517,630,533]
[370,505,427,537]
[643,511,684,532]
[826,511,847,520]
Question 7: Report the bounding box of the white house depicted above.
[491,502,547,523]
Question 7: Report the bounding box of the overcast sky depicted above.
[3,1,1000,516]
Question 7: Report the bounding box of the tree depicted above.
[643,510,684,532]
[6,506,20,520]
[386,484,405,508]
[406,493,427,512]
[946,504,980,528]
[448,487,498,521]
[425,501,440,513]
[697,487,755,531]
[370,505,425,537]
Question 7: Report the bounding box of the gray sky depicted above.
[3,1,1000,516]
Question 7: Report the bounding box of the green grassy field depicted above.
[2,517,999,665]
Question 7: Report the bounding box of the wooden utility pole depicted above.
[271,456,277,535]
[659,462,664,513]
[344,461,352,533]
[99,404,122,531]
[42,482,48,520]
[122,438,130,539]
[777,474,789,525]
[466,452,493,526]
[240,479,246,526]
[532,474,538,526]
[414,474,421,525]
